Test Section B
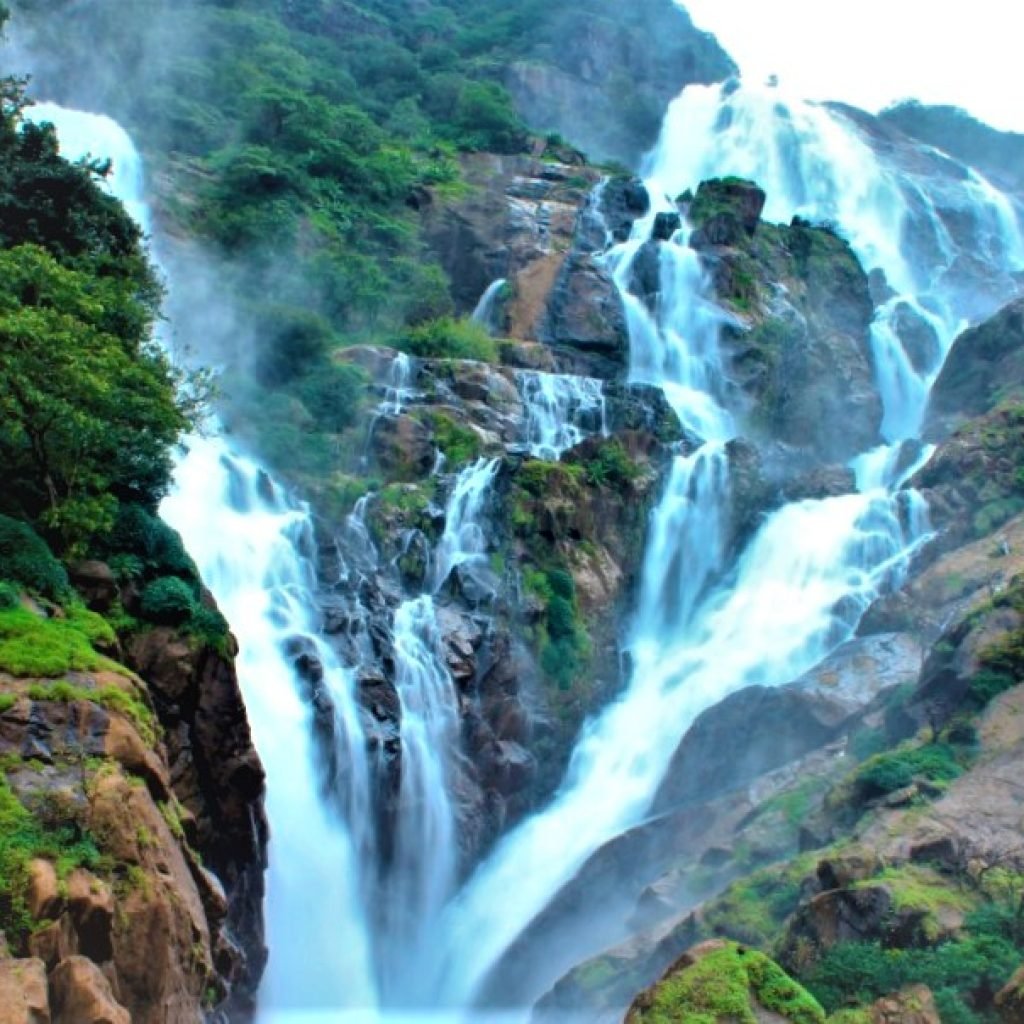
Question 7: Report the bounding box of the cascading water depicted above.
[516,371,608,460]
[28,103,383,1019]
[427,77,1024,1008]
[643,80,1024,451]
[471,278,508,334]
[26,53,1024,1024]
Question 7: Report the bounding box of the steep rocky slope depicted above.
[0,546,266,1023]
[542,297,1024,1024]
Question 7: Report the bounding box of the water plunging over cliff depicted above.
[29,67,1024,1024]
[29,104,380,1017]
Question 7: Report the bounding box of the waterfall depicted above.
[382,352,414,416]
[643,80,1024,451]
[516,371,608,460]
[375,456,499,1007]
[29,104,381,1016]
[471,278,508,334]
[26,59,1024,1024]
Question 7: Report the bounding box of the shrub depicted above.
[396,316,498,363]
[0,515,69,600]
[107,505,194,577]
[426,412,481,467]
[0,581,19,609]
[139,577,197,625]
[854,742,963,800]
[580,441,641,488]
[296,362,368,433]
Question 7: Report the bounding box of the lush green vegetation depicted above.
[397,317,498,363]
[0,605,123,678]
[804,898,1024,1024]
[0,769,102,944]
[631,942,825,1024]
[0,81,192,554]
[852,741,965,800]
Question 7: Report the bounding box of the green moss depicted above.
[704,855,817,949]
[853,741,965,800]
[422,411,482,467]
[632,943,824,1024]
[0,771,101,947]
[0,607,126,679]
[855,865,975,942]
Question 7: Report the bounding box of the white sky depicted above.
[680,0,1024,133]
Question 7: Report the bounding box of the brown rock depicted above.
[996,963,1024,1023]
[49,956,129,1024]
[871,985,940,1024]
[68,562,119,614]
[27,916,76,971]
[66,870,114,963]
[0,958,49,1024]
[26,860,62,922]
[368,413,434,479]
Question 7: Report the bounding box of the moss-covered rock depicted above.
[626,939,825,1024]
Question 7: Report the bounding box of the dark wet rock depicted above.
[627,241,662,311]
[651,211,681,242]
[894,300,943,376]
[597,177,651,243]
[699,209,881,462]
[543,250,628,358]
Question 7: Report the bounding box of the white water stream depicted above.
[28,65,1024,1024]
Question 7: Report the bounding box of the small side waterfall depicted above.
[471,278,508,334]
[375,455,499,1007]
[515,371,608,460]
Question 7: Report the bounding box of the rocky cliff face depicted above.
[542,296,1024,1024]
[0,572,266,1023]
[504,0,735,167]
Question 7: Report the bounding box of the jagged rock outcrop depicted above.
[0,583,266,1023]
[420,152,632,379]
[683,179,882,462]
[926,296,1024,438]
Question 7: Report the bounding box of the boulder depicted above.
[654,633,921,812]
[367,413,435,479]
[0,958,49,1024]
[49,956,129,1024]
[543,251,628,358]
[67,562,118,614]
[871,985,941,1024]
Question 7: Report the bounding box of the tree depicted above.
[0,245,189,550]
